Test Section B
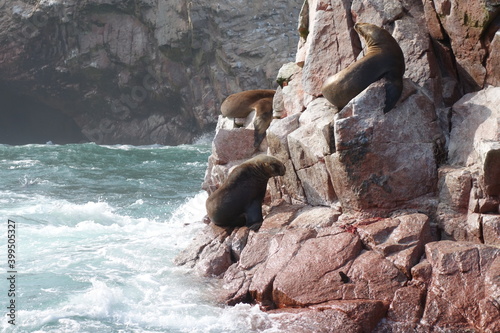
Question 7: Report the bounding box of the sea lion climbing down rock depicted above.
[205,154,286,230]
[321,22,405,113]
[220,89,276,148]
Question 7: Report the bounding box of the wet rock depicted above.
[174,224,229,267]
[271,300,389,333]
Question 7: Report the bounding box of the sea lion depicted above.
[221,89,276,148]
[205,154,286,230]
[321,22,405,113]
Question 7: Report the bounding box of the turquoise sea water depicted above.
[0,140,279,333]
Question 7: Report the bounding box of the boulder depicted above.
[270,300,389,333]
[272,228,362,307]
[326,80,443,215]
[448,86,500,167]
[174,223,232,276]
[356,213,433,277]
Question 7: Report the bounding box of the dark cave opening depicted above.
[0,89,87,145]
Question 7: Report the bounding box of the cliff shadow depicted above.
[0,88,87,145]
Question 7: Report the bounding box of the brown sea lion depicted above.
[321,22,405,113]
[221,89,276,148]
[205,154,286,230]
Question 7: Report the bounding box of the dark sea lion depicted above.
[221,89,276,148]
[321,22,405,113]
[205,154,286,230]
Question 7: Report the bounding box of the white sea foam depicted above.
[0,143,280,333]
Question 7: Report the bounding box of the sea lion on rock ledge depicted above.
[221,89,276,149]
[321,22,405,113]
[206,154,286,230]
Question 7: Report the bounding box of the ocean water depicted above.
[0,140,280,333]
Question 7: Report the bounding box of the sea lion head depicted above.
[248,154,286,179]
[354,22,393,48]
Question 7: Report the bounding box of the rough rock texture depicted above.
[0,0,302,144]
[177,0,500,331]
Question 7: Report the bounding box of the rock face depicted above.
[176,0,500,331]
[0,0,301,145]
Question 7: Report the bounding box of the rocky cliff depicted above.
[176,0,500,332]
[0,0,301,145]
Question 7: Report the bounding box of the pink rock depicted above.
[249,228,316,307]
[301,0,357,97]
[326,80,443,215]
[482,215,500,247]
[270,300,389,333]
[259,203,304,231]
[448,86,500,167]
[486,30,500,86]
[351,0,404,25]
[483,145,500,196]
[288,122,331,169]
[411,259,433,286]
[227,227,251,262]
[296,161,337,206]
[298,97,337,126]
[282,68,306,115]
[347,250,408,301]
[288,206,341,229]
[174,223,233,277]
[174,223,230,268]
[221,264,252,306]
[267,114,307,204]
[238,231,275,271]
[483,255,500,330]
[427,0,495,89]
[422,241,500,332]
[202,155,242,194]
[422,0,446,40]
[386,285,426,324]
[356,214,433,276]
[437,166,473,213]
[272,227,362,307]
[195,238,233,277]
[211,127,256,165]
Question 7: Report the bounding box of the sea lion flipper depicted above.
[384,79,403,113]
